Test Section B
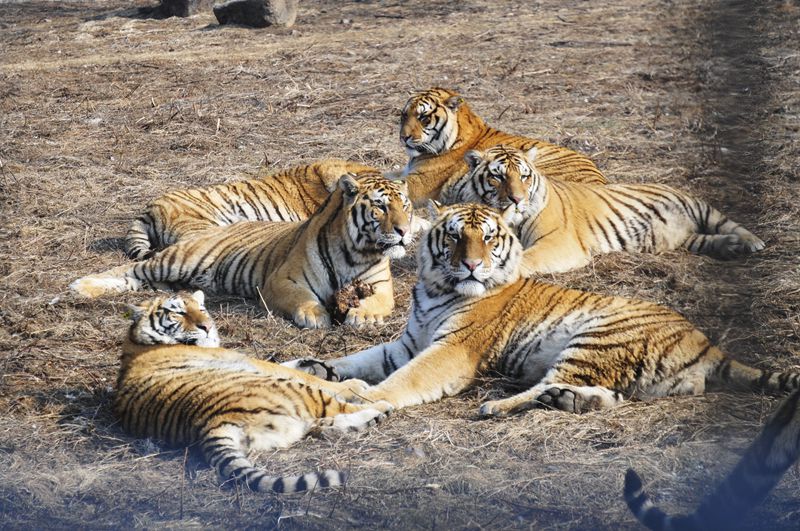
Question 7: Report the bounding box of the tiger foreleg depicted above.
[479,383,624,417]
[266,278,332,329]
[359,343,481,410]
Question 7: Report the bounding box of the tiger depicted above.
[624,388,800,530]
[285,203,798,416]
[439,145,765,274]
[116,290,393,494]
[70,174,415,329]
[125,159,380,260]
[398,87,607,206]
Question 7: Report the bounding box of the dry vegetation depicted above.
[1,0,799,528]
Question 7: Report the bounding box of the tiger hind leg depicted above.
[68,264,145,298]
[479,383,624,417]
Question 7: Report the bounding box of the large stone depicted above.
[158,0,215,17]
[213,0,299,28]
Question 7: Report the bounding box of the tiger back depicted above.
[116,291,392,493]
[289,204,797,419]
[71,175,416,329]
[440,145,765,274]
[624,389,800,530]
[125,159,380,259]
[398,87,607,205]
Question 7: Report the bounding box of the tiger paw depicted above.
[293,303,332,329]
[344,306,385,327]
[478,399,512,418]
[282,358,341,381]
[715,233,766,259]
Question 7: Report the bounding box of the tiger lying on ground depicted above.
[286,203,797,415]
[398,87,607,205]
[125,159,380,260]
[70,175,414,328]
[116,290,392,493]
[439,145,765,273]
[624,389,800,530]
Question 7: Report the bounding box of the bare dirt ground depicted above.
[1,0,799,528]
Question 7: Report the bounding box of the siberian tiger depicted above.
[624,389,800,530]
[70,175,415,329]
[125,159,380,260]
[117,290,392,493]
[439,145,764,274]
[286,203,797,415]
[399,87,607,205]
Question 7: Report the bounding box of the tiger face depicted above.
[419,203,522,297]
[399,88,464,158]
[463,146,540,226]
[128,290,219,347]
[340,174,415,260]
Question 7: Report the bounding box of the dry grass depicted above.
[1,0,799,528]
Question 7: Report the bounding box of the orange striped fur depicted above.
[71,175,415,328]
[288,204,797,417]
[125,160,380,260]
[116,291,392,494]
[398,87,607,205]
[439,145,764,273]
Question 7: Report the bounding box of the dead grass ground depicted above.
[1,0,799,528]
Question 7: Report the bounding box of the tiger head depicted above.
[399,87,468,158]
[463,145,542,227]
[127,290,220,348]
[418,203,522,297]
[339,174,415,260]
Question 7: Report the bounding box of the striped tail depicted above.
[202,439,345,494]
[125,215,158,260]
[681,199,764,259]
[625,390,800,530]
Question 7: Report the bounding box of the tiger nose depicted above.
[394,225,409,237]
[509,195,523,205]
[197,322,211,333]
[462,259,482,271]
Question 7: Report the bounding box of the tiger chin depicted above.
[116,290,392,494]
[70,174,415,329]
[440,144,765,274]
[397,87,607,206]
[624,389,800,530]
[287,203,798,419]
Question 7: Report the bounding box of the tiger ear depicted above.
[191,290,205,306]
[338,173,360,199]
[525,147,538,163]
[464,150,483,170]
[445,95,464,111]
[426,199,442,219]
[123,304,143,321]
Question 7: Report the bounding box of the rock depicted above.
[213,0,299,28]
[158,0,215,17]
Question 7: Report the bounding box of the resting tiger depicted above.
[125,159,380,260]
[624,389,800,530]
[116,290,392,493]
[439,145,764,273]
[70,175,414,328]
[286,203,797,415]
[399,87,607,205]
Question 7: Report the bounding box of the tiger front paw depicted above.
[344,306,386,327]
[293,303,332,329]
